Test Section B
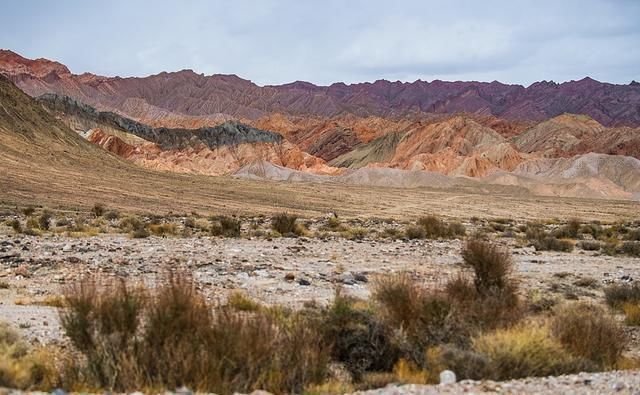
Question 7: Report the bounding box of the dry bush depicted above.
[60,272,328,393]
[210,215,241,237]
[91,203,105,218]
[21,206,35,216]
[226,292,262,312]
[317,291,399,380]
[461,238,513,294]
[7,219,21,233]
[550,303,626,369]
[531,237,574,252]
[326,216,345,231]
[626,229,640,241]
[271,213,302,237]
[552,218,581,239]
[445,239,521,330]
[424,345,488,382]
[404,225,426,240]
[523,221,545,240]
[0,322,58,389]
[622,303,640,326]
[372,274,466,365]
[104,210,120,221]
[472,323,583,381]
[38,210,52,231]
[580,222,604,239]
[578,240,601,251]
[118,216,149,238]
[148,223,177,237]
[342,226,368,241]
[417,215,465,239]
[620,241,640,257]
[604,283,640,309]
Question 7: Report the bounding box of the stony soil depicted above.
[2,229,640,393]
[352,370,640,394]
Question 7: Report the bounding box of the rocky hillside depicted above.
[37,93,335,176]
[2,49,640,126]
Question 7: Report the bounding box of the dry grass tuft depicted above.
[0,322,58,389]
[210,215,241,237]
[550,303,625,369]
[472,322,580,380]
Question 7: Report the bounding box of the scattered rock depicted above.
[439,370,456,385]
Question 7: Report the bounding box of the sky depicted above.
[2,0,639,86]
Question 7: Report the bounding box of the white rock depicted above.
[440,370,457,384]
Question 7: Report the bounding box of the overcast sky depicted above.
[2,0,639,86]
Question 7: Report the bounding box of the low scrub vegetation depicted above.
[210,215,242,237]
[59,273,329,393]
[604,283,640,309]
[271,213,304,237]
[0,322,57,389]
[404,216,466,240]
[550,303,625,369]
[1,221,636,392]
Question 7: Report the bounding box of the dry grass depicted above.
[623,303,640,326]
[461,238,513,294]
[0,322,58,390]
[472,323,579,380]
[148,223,178,236]
[604,283,640,309]
[59,272,329,393]
[210,215,241,237]
[271,213,303,236]
[550,303,626,369]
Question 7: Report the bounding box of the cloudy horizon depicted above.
[2,0,639,86]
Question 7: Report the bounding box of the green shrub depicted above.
[550,303,625,369]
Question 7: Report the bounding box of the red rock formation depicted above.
[2,50,639,126]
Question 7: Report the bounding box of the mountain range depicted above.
[1,49,640,200]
